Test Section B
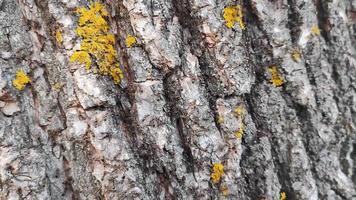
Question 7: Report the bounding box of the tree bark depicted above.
[1,0,356,199]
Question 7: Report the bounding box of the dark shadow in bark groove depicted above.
[314,0,331,43]
[162,71,197,181]
[240,1,298,198]
[351,143,356,184]
[244,91,296,200]
[110,3,171,197]
[172,0,225,138]
[286,0,303,44]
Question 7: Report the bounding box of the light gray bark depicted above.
[0,0,356,199]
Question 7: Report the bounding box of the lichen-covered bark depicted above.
[0,0,356,199]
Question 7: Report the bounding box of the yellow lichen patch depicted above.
[217,115,224,124]
[220,185,228,196]
[211,163,224,184]
[55,29,63,44]
[126,34,137,48]
[53,82,64,91]
[291,50,301,62]
[12,69,30,90]
[70,2,123,84]
[267,66,284,87]
[280,192,286,200]
[235,122,245,139]
[223,5,245,30]
[70,51,92,69]
[234,105,245,117]
[311,25,321,36]
[234,105,246,139]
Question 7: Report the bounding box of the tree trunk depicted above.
[1,0,356,199]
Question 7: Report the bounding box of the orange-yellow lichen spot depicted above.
[311,25,321,36]
[126,34,137,48]
[217,115,224,124]
[223,5,245,30]
[234,105,245,117]
[234,105,246,139]
[55,29,63,44]
[211,163,224,184]
[267,66,284,87]
[291,50,301,62]
[235,122,245,139]
[220,185,229,196]
[70,51,92,69]
[53,82,64,91]
[280,192,287,200]
[13,69,30,90]
[70,2,123,84]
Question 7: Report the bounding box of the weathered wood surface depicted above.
[0,0,356,199]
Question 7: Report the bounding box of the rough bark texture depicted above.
[1,0,356,199]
